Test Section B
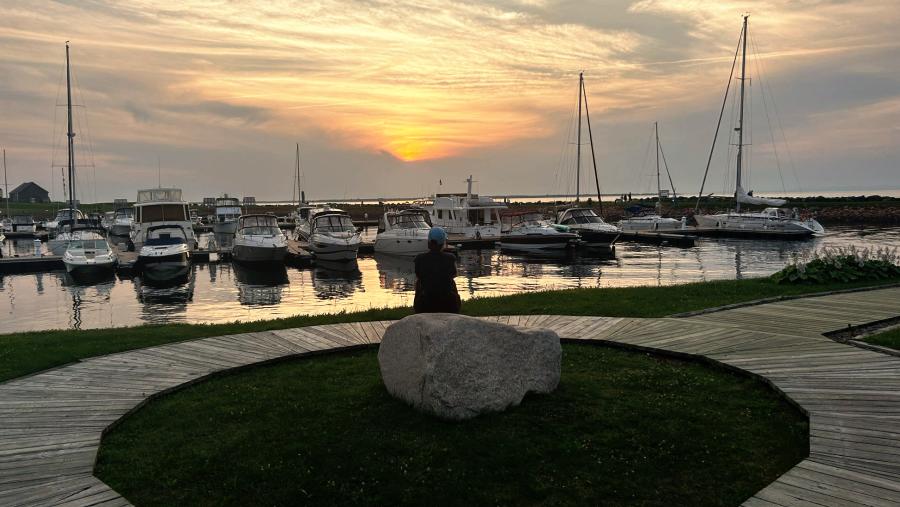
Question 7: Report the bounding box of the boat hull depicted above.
[499,233,577,252]
[694,213,822,238]
[618,217,684,232]
[571,229,619,248]
[309,234,361,261]
[138,252,191,282]
[65,259,117,275]
[232,244,287,264]
[374,236,429,256]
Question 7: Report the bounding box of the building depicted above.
[243,196,256,205]
[9,182,50,203]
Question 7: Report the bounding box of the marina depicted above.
[0,225,896,333]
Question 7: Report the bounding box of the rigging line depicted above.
[695,29,743,212]
[49,57,66,204]
[656,133,677,198]
[581,77,603,214]
[72,64,98,205]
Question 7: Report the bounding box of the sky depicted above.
[0,0,898,203]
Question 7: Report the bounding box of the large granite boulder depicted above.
[378,314,561,420]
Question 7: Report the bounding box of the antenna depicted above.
[157,155,161,188]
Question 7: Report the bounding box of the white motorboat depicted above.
[618,122,685,232]
[44,208,84,233]
[693,16,824,239]
[374,209,431,256]
[424,175,506,239]
[308,209,361,261]
[130,188,196,251]
[100,211,116,231]
[232,214,288,264]
[6,215,37,238]
[137,225,192,283]
[555,208,619,247]
[499,212,579,252]
[212,197,242,235]
[63,228,117,276]
[109,208,134,236]
[48,219,90,256]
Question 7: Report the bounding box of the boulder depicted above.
[378,313,561,420]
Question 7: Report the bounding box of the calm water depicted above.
[1,226,898,333]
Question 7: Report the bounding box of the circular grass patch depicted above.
[96,344,807,506]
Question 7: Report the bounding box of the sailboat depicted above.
[618,122,686,232]
[694,16,824,238]
[58,43,116,275]
[553,72,619,248]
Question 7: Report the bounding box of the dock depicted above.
[0,255,64,274]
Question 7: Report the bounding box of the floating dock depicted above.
[0,255,64,274]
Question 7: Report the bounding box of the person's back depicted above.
[414,227,460,313]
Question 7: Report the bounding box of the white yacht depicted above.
[44,208,84,233]
[618,122,685,232]
[63,228,117,276]
[213,197,242,235]
[374,209,431,256]
[693,17,824,239]
[137,224,192,283]
[130,188,196,251]
[308,209,361,261]
[499,212,579,252]
[109,208,134,236]
[555,208,619,248]
[424,175,506,239]
[232,214,288,264]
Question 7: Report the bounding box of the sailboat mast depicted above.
[65,42,76,221]
[581,76,603,214]
[655,122,661,211]
[3,149,8,221]
[576,71,583,202]
[735,15,748,213]
[295,143,302,204]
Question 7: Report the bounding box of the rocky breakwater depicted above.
[378,314,561,420]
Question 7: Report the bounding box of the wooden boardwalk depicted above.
[0,287,898,506]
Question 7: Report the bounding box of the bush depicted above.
[772,246,900,284]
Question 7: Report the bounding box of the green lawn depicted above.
[1,277,896,382]
[96,345,809,507]
[864,327,900,350]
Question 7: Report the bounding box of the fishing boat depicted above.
[232,214,288,264]
[308,209,361,261]
[693,16,824,238]
[137,224,192,283]
[109,208,134,236]
[212,197,242,235]
[131,188,196,251]
[499,212,578,252]
[425,175,506,239]
[618,122,686,232]
[63,228,117,276]
[374,208,431,255]
[553,73,620,246]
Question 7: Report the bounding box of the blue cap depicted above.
[428,226,447,243]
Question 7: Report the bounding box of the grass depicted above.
[863,327,900,350]
[96,345,809,507]
[1,277,897,382]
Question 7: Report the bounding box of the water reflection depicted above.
[0,226,898,332]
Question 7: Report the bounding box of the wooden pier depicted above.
[0,287,898,505]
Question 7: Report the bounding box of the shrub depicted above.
[772,246,900,284]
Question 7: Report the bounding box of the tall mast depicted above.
[575,71,583,202]
[581,76,603,215]
[3,149,8,221]
[295,143,301,205]
[65,42,76,221]
[655,121,661,212]
[735,15,748,213]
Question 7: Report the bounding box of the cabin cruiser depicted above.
[232,214,288,263]
[308,209,361,261]
[137,224,192,283]
[213,197,242,235]
[63,228,117,276]
[555,208,620,247]
[48,218,100,255]
[499,212,579,252]
[292,205,317,240]
[374,209,431,256]
[109,208,134,236]
[44,209,84,232]
[7,215,37,237]
[424,176,506,239]
[130,188,196,251]
[694,206,824,237]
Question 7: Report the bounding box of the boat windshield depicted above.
[146,228,187,246]
[115,208,134,219]
[562,209,605,224]
[390,213,430,229]
[508,213,545,227]
[240,216,280,235]
[55,209,84,221]
[315,215,355,233]
[68,239,108,250]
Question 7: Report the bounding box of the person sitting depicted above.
[413,227,461,314]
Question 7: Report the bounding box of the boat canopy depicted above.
[557,208,606,225]
[53,209,84,221]
[137,188,182,203]
[145,225,188,245]
[239,214,279,231]
[314,214,355,233]
[387,211,430,230]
